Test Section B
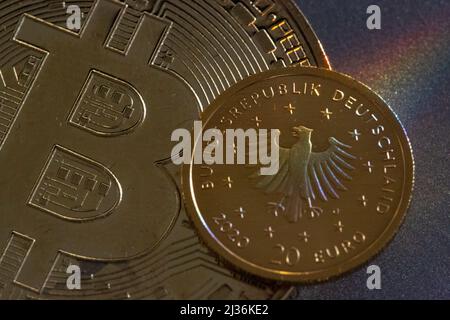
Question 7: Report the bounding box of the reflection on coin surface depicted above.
[183,68,414,282]
[0,0,327,299]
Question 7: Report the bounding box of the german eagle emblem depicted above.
[252,125,356,222]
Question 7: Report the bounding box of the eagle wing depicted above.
[306,137,356,201]
[251,146,292,193]
[248,129,291,194]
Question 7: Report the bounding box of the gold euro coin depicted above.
[182,67,414,283]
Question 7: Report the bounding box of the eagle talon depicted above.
[266,200,286,217]
[307,206,323,219]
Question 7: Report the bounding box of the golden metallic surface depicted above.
[183,67,414,283]
[0,0,332,299]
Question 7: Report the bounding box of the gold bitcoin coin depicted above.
[182,67,414,282]
[0,0,330,299]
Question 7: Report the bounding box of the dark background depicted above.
[293,0,450,300]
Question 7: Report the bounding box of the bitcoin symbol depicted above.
[0,0,199,292]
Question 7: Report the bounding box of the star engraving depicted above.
[335,221,344,233]
[283,103,296,115]
[363,160,375,173]
[234,207,246,219]
[359,194,368,207]
[252,116,262,127]
[349,129,361,141]
[223,176,233,189]
[264,226,275,239]
[321,108,333,120]
[298,231,310,243]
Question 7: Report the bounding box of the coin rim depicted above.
[182,67,415,283]
[277,0,331,69]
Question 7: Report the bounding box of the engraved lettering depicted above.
[332,89,345,101]
[279,84,288,95]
